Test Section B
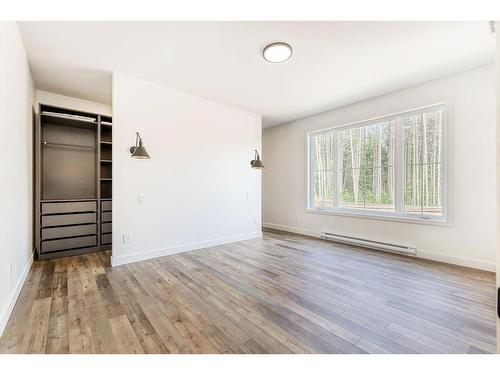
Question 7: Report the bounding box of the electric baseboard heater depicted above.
[321,232,416,256]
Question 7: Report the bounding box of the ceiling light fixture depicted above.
[262,42,293,63]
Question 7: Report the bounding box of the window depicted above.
[308,104,446,222]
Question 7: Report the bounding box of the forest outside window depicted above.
[308,104,446,222]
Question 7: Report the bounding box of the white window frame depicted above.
[306,103,448,225]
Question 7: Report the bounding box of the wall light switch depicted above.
[138,194,145,204]
[122,234,130,244]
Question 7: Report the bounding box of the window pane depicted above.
[363,167,395,212]
[312,171,322,207]
[404,164,422,214]
[311,171,334,208]
[422,163,443,216]
[423,110,443,164]
[403,110,443,217]
[363,121,395,168]
[323,171,335,208]
[340,167,363,209]
[311,132,334,171]
[339,127,364,170]
[403,113,424,165]
[339,126,364,210]
[339,121,395,212]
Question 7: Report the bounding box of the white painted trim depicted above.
[111,231,263,267]
[304,208,451,227]
[263,222,322,239]
[262,222,495,272]
[416,249,495,273]
[0,252,34,337]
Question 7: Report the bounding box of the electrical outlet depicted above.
[122,234,130,244]
[138,194,145,204]
[246,193,249,199]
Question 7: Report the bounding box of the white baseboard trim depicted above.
[416,250,495,272]
[111,231,263,267]
[0,251,34,337]
[263,222,322,239]
[263,222,495,272]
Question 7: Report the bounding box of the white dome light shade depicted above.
[263,42,293,63]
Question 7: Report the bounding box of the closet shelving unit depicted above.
[100,115,113,247]
[35,104,112,260]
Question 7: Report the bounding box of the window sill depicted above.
[305,208,451,227]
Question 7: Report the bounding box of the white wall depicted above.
[0,22,35,336]
[111,72,262,266]
[35,90,112,116]
[263,65,496,271]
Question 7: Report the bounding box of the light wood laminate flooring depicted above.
[0,230,496,353]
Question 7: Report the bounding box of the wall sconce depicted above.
[250,149,264,169]
[129,132,150,159]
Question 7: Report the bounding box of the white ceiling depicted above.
[18,21,495,128]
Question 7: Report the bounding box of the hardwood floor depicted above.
[0,230,496,354]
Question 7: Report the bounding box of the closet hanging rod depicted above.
[42,111,97,123]
[41,141,96,150]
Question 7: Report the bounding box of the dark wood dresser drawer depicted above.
[41,235,96,253]
[101,222,112,234]
[101,211,112,222]
[42,212,96,227]
[42,224,97,240]
[101,233,112,245]
[101,200,112,211]
[42,201,96,214]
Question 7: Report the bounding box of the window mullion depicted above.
[394,117,404,213]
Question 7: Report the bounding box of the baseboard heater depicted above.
[321,232,416,256]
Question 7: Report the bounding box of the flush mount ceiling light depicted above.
[262,42,293,63]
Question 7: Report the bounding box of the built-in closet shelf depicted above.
[41,198,98,203]
[100,178,112,181]
[100,141,112,145]
[100,159,112,163]
[41,114,98,130]
[42,141,96,150]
